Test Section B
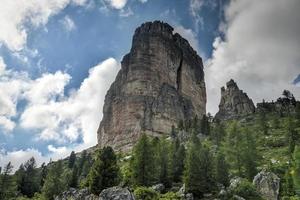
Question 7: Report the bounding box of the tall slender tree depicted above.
[131,133,156,186]
[88,146,120,195]
[68,151,76,168]
[242,128,259,180]
[0,162,16,200]
[215,151,230,187]
[42,160,66,200]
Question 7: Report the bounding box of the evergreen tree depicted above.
[131,133,156,186]
[287,117,298,156]
[215,151,230,187]
[242,128,259,180]
[78,150,87,177]
[40,162,48,188]
[212,120,226,146]
[42,160,66,200]
[0,162,16,200]
[283,168,295,196]
[224,121,244,176]
[200,115,210,135]
[259,111,268,135]
[157,139,171,187]
[69,165,78,188]
[170,138,185,183]
[88,146,120,195]
[68,151,76,168]
[17,157,39,197]
[184,136,215,197]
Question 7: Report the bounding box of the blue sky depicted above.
[0,0,299,169]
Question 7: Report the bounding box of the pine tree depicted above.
[170,138,185,183]
[157,139,171,187]
[212,120,226,146]
[40,162,48,188]
[215,151,230,187]
[42,160,66,200]
[242,128,259,180]
[131,133,156,186]
[16,157,40,197]
[224,121,244,176]
[259,111,268,135]
[88,146,120,195]
[0,162,16,200]
[184,136,215,197]
[287,117,298,156]
[69,165,78,188]
[283,168,295,196]
[201,115,210,135]
[68,151,76,168]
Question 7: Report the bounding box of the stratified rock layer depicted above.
[215,79,255,120]
[98,21,206,151]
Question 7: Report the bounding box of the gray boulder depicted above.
[151,183,165,193]
[99,187,135,200]
[253,170,280,200]
[55,188,97,200]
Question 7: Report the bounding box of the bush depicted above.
[134,187,159,200]
[159,192,181,200]
[231,179,262,200]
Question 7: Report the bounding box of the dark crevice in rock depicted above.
[176,51,183,91]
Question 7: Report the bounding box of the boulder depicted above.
[99,187,135,200]
[55,188,97,200]
[151,183,165,193]
[253,170,280,200]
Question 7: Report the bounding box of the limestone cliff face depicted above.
[98,21,206,151]
[215,79,255,120]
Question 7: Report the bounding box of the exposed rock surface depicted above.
[99,187,135,200]
[215,79,255,120]
[98,21,206,151]
[253,170,280,200]
[55,188,98,200]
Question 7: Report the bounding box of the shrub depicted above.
[159,192,181,200]
[134,187,159,200]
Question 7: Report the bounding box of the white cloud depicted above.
[206,0,300,114]
[189,0,205,32]
[0,0,87,51]
[0,57,120,168]
[61,15,76,32]
[139,0,147,3]
[105,0,128,9]
[0,148,47,171]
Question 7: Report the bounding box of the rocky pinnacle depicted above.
[97,21,206,151]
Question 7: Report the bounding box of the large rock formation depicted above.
[215,79,255,120]
[98,21,206,151]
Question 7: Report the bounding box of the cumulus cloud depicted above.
[0,148,47,171]
[0,57,120,168]
[0,0,87,51]
[61,15,76,32]
[206,0,300,114]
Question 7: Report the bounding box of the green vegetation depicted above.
[1,93,300,200]
[88,146,120,195]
